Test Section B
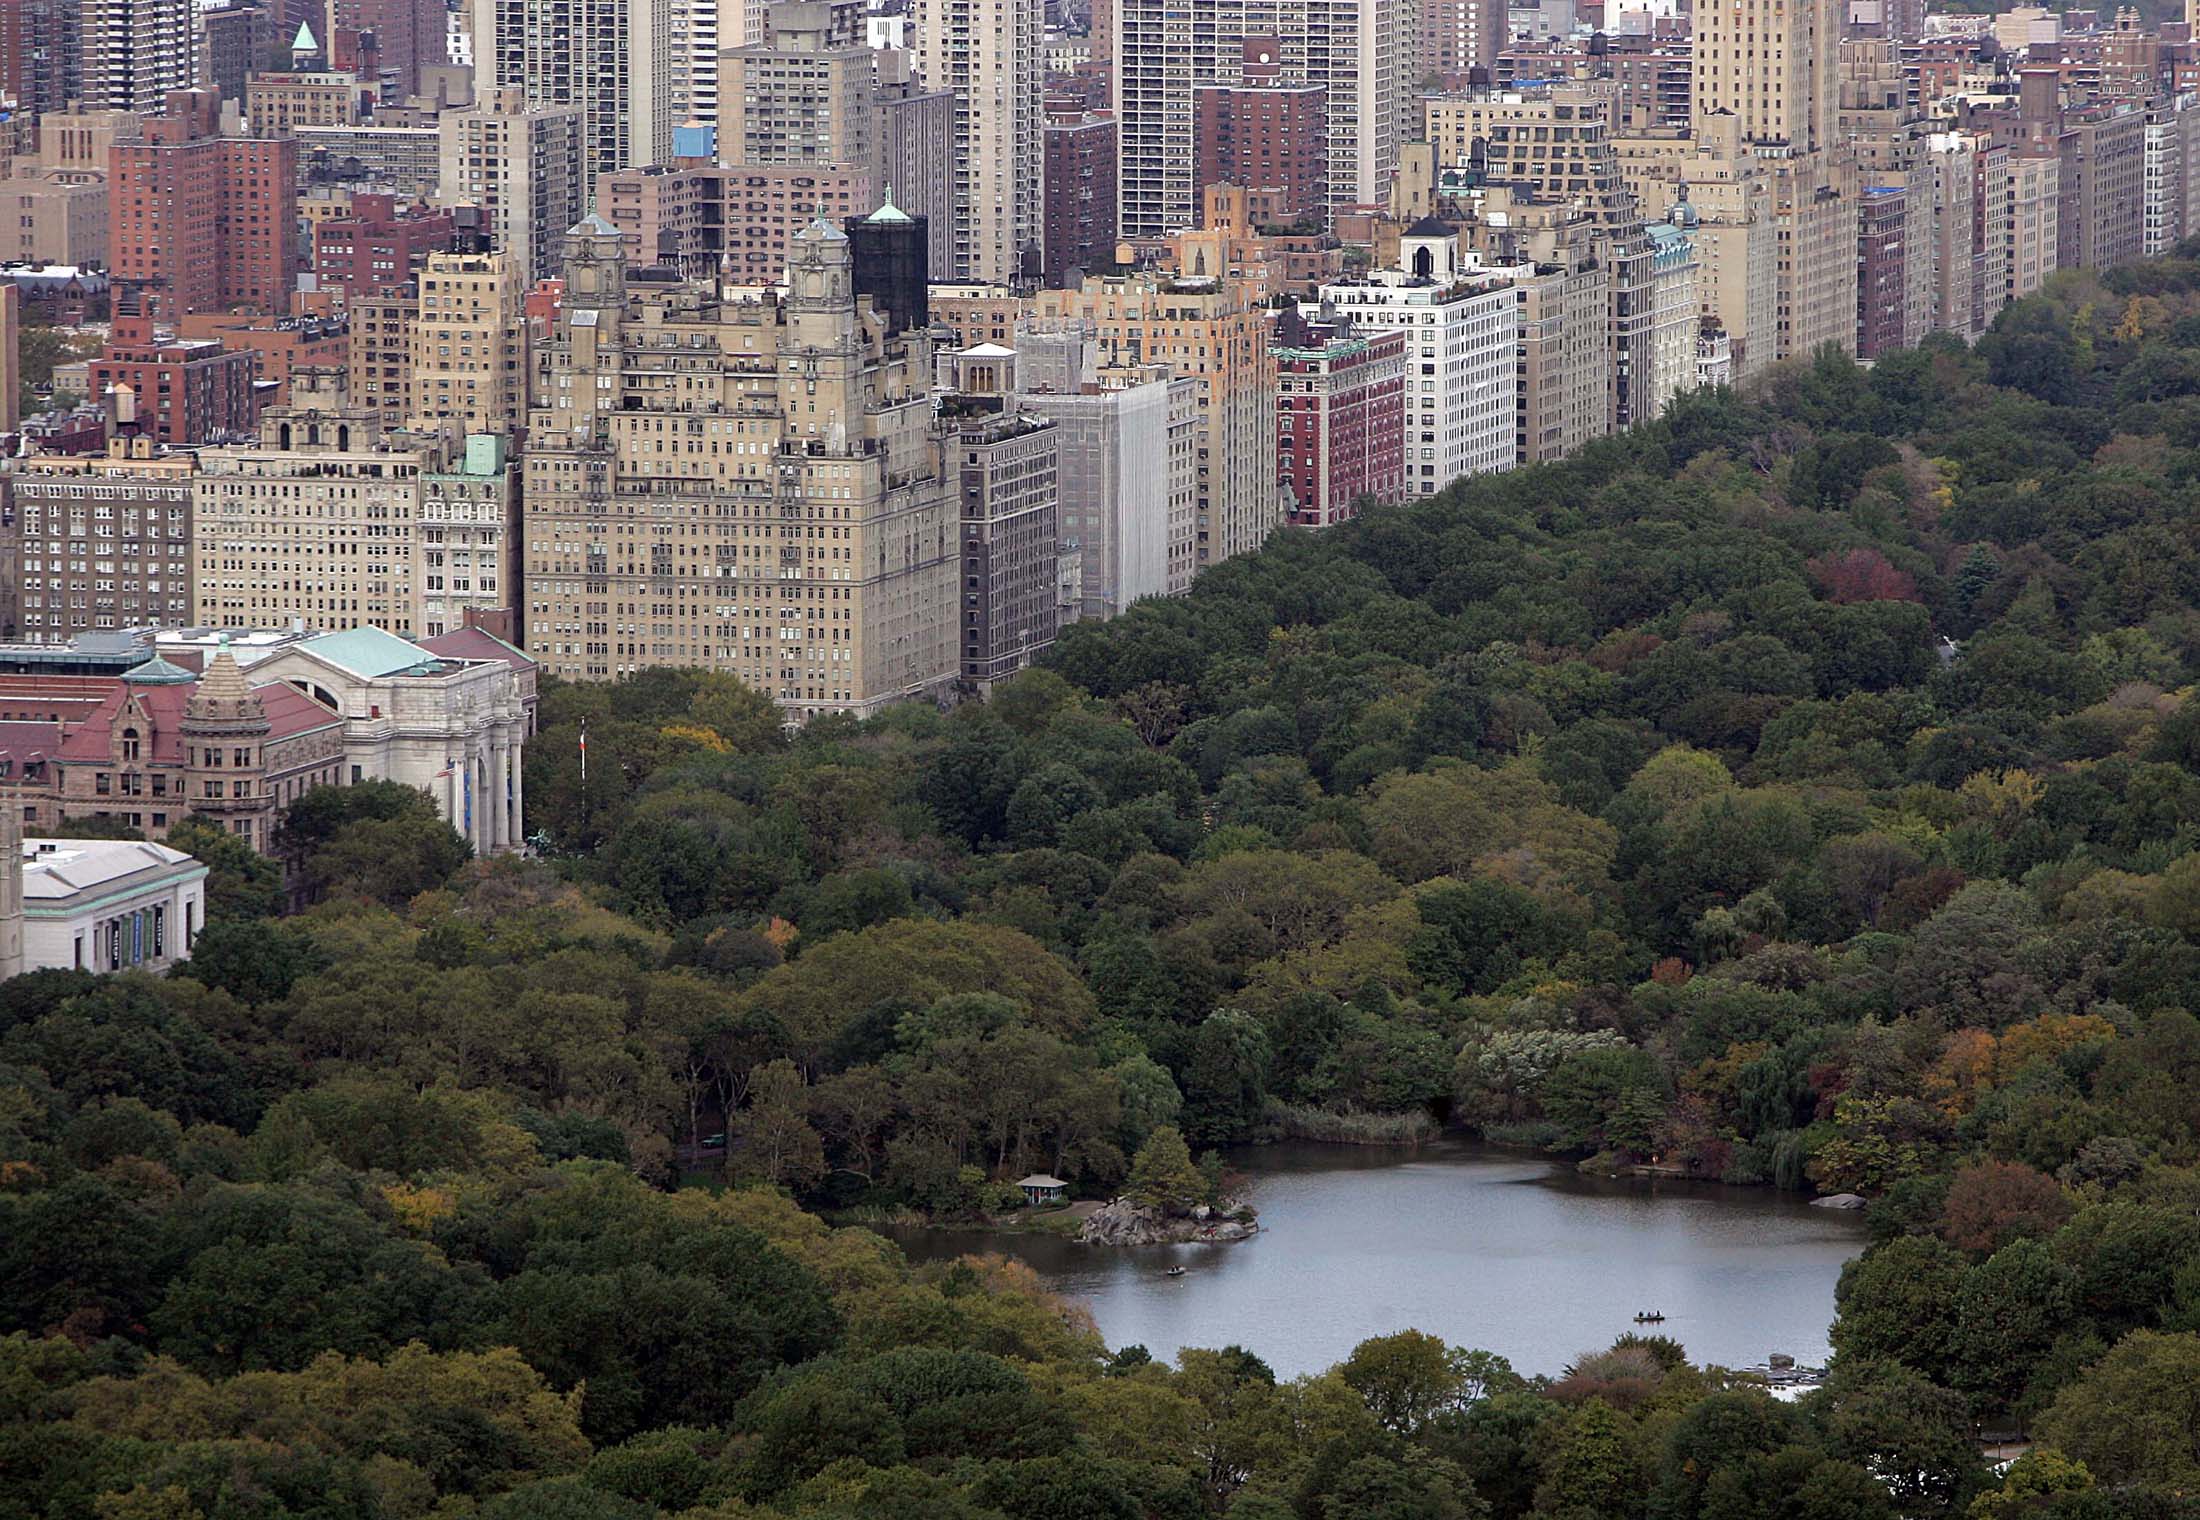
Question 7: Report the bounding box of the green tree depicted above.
[1338,1331,1463,1436]
[2035,1330,2200,1490]
[164,816,283,920]
[1124,1124,1205,1213]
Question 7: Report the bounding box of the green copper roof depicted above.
[866,189,914,225]
[292,19,317,49]
[298,626,441,679]
[120,655,196,686]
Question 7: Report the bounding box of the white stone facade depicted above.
[1319,234,1520,496]
[241,629,530,857]
[13,839,208,976]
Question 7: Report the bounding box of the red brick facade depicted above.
[110,90,299,317]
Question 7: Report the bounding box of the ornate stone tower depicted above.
[783,215,863,447]
[180,646,273,852]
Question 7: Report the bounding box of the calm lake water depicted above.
[889,1140,1869,1379]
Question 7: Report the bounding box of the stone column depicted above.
[445,757,462,836]
[474,748,491,856]
[510,731,525,849]
[490,736,511,853]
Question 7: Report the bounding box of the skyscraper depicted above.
[1691,0,1837,154]
[79,0,193,114]
[916,0,1043,281]
[1115,0,1406,239]
[437,86,586,285]
[109,89,297,317]
[471,0,676,184]
[718,0,878,176]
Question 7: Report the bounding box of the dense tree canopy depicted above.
[18,255,2200,1513]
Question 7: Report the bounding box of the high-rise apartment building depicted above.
[1194,48,1328,224]
[1692,0,1837,154]
[1645,217,1700,416]
[244,67,371,134]
[1421,0,1498,88]
[87,299,260,446]
[327,0,448,98]
[347,287,419,424]
[0,282,15,434]
[1428,90,1657,429]
[0,150,108,269]
[1035,271,1281,570]
[109,89,297,316]
[2146,103,2189,258]
[672,0,767,124]
[1683,0,1856,365]
[191,369,436,636]
[937,347,1062,688]
[437,87,585,285]
[879,56,958,280]
[313,192,458,300]
[471,0,676,184]
[1855,183,1908,359]
[718,0,878,175]
[1043,110,1119,281]
[1468,196,1609,467]
[199,4,270,104]
[2006,151,2059,303]
[522,215,958,716]
[916,0,1043,280]
[2056,105,2146,274]
[0,0,82,118]
[1116,0,1407,238]
[7,437,195,642]
[79,0,194,114]
[408,250,526,435]
[594,161,875,283]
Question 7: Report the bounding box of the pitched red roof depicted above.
[420,626,537,671]
[56,684,192,762]
[0,719,64,764]
[256,680,343,738]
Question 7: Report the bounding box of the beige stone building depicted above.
[8,438,195,643]
[1035,273,1280,572]
[0,178,108,267]
[1467,195,1608,466]
[419,434,519,638]
[348,289,419,426]
[1771,152,1861,361]
[2005,151,2060,304]
[408,251,526,436]
[521,214,957,718]
[1615,119,1781,380]
[437,88,586,285]
[191,370,436,637]
[717,0,879,178]
[1612,0,1858,373]
[915,0,1041,280]
[245,71,368,133]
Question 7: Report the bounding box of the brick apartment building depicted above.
[109,90,298,317]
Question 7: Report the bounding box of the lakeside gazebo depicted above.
[1018,1174,1068,1206]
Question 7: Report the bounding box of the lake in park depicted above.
[889,1139,1870,1379]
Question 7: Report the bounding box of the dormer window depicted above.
[121,728,140,761]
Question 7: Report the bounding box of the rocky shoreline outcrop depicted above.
[1077,1198,1260,1246]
